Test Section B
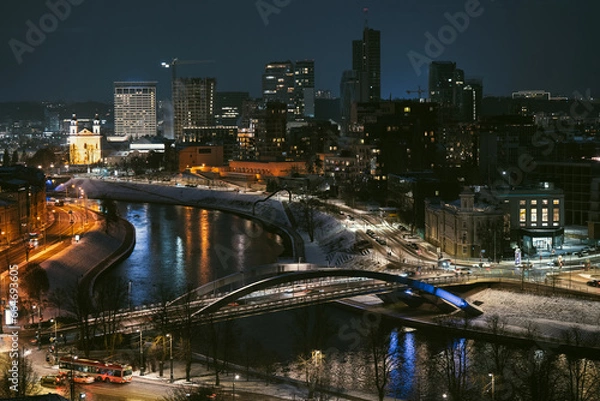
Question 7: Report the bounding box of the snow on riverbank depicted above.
[66,178,367,267]
[466,288,600,343]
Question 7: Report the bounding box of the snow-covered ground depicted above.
[465,288,600,345]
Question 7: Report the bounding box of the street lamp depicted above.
[167,333,173,383]
[232,374,239,400]
[70,352,78,401]
[488,373,495,400]
[50,318,58,345]
[137,328,145,376]
[32,304,41,331]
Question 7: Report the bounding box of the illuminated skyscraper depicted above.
[294,60,315,118]
[173,77,216,142]
[114,81,157,139]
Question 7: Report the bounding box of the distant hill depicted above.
[0,101,112,122]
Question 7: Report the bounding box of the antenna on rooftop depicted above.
[363,7,369,29]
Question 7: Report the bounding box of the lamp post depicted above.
[68,210,74,241]
[232,374,239,400]
[50,318,58,344]
[70,352,78,401]
[167,333,173,383]
[137,329,145,376]
[488,373,495,400]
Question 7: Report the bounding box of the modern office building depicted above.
[173,77,216,142]
[255,102,287,161]
[214,92,250,126]
[114,81,157,139]
[428,61,464,122]
[461,79,483,122]
[262,61,295,115]
[294,60,315,118]
[352,27,381,102]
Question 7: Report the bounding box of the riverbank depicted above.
[70,177,306,262]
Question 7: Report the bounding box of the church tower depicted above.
[70,114,78,136]
[93,114,100,134]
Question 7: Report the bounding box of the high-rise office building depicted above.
[114,81,157,139]
[294,60,315,118]
[214,92,250,126]
[461,79,483,122]
[173,77,216,142]
[352,27,381,102]
[262,61,295,113]
[255,102,287,161]
[428,61,464,122]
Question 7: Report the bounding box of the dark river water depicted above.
[95,202,285,305]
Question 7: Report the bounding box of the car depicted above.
[72,374,95,384]
[40,375,64,386]
[587,280,599,287]
[54,199,64,206]
[454,267,473,275]
[399,271,416,277]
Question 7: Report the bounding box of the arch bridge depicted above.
[179,269,482,324]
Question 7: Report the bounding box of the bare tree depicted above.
[150,284,174,377]
[0,351,39,397]
[94,278,128,354]
[363,324,403,401]
[510,346,559,401]
[559,327,600,401]
[431,337,476,401]
[65,280,96,357]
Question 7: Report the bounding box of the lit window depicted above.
[520,209,526,222]
[519,200,526,205]
[531,200,537,205]
[404,107,411,113]
[553,199,560,205]
[553,208,559,222]
[543,199,548,205]
[531,209,537,222]
[542,208,548,222]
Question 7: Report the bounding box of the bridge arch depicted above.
[191,269,483,318]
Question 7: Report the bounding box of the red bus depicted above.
[58,356,133,383]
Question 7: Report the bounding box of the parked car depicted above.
[454,267,473,275]
[40,375,64,386]
[587,280,599,287]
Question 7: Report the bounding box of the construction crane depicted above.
[406,86,426,99]
[160,58,215,84]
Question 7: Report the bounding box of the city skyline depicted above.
[1,0,599,103]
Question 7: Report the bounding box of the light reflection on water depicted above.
[95,202,285,305]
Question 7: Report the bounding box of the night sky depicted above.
[0,0,598,102]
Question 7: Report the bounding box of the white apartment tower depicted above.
[114,81,157,139]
